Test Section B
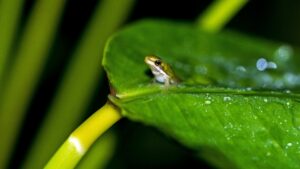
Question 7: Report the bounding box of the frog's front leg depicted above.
[164,78,170,87]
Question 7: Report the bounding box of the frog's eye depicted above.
[154,60,161,66]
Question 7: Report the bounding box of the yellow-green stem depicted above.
[0,0,65,168]
[197,0,248,32]
[76,131,117,169]
[44,102,121,169]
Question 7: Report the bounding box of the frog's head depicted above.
[144,55,164,72]
[144,55,179,85]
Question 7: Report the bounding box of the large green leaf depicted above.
[103,20,300,169]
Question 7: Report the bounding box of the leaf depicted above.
[103,20,300,169]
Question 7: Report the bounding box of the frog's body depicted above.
[144,55,179,86]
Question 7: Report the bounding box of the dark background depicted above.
[12,0,300,168]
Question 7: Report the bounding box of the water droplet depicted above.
[285,90,291,94]
[223,96,232,102]
[256,58,268,71]
[246,87,252,91]
[284,73,297,83]
[236,66,247,72]
[205,100,211,104]
[274,45,293,62]
[283,73,300,87]
[256,57,277,71]
[256,73,273,87]
[224,123,233,130]
[267,62,277,69]
[285,143,293,149]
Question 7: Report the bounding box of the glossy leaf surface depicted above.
[103,20,300,169]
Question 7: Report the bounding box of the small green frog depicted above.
[144,55,179,86]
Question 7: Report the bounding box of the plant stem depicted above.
[197,0,248,32]
[76,131,117,169]
[0,0,24,88]
[0,0,66,168]
[44,102,121,169]
[22,0,134,168]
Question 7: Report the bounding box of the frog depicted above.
[144,55,179,86]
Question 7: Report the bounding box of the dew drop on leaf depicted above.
[274,45,293,63]
[267,62,277,69]
[256,58,277,72]
[223,96,232,102]
[256,58,268,71]
[235,66,247,72]
[204,100,211,104]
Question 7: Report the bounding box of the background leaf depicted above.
[103,20,300,169]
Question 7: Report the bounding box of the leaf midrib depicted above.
[110,85,300,103]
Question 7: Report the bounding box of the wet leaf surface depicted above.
[103,20,300,169]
